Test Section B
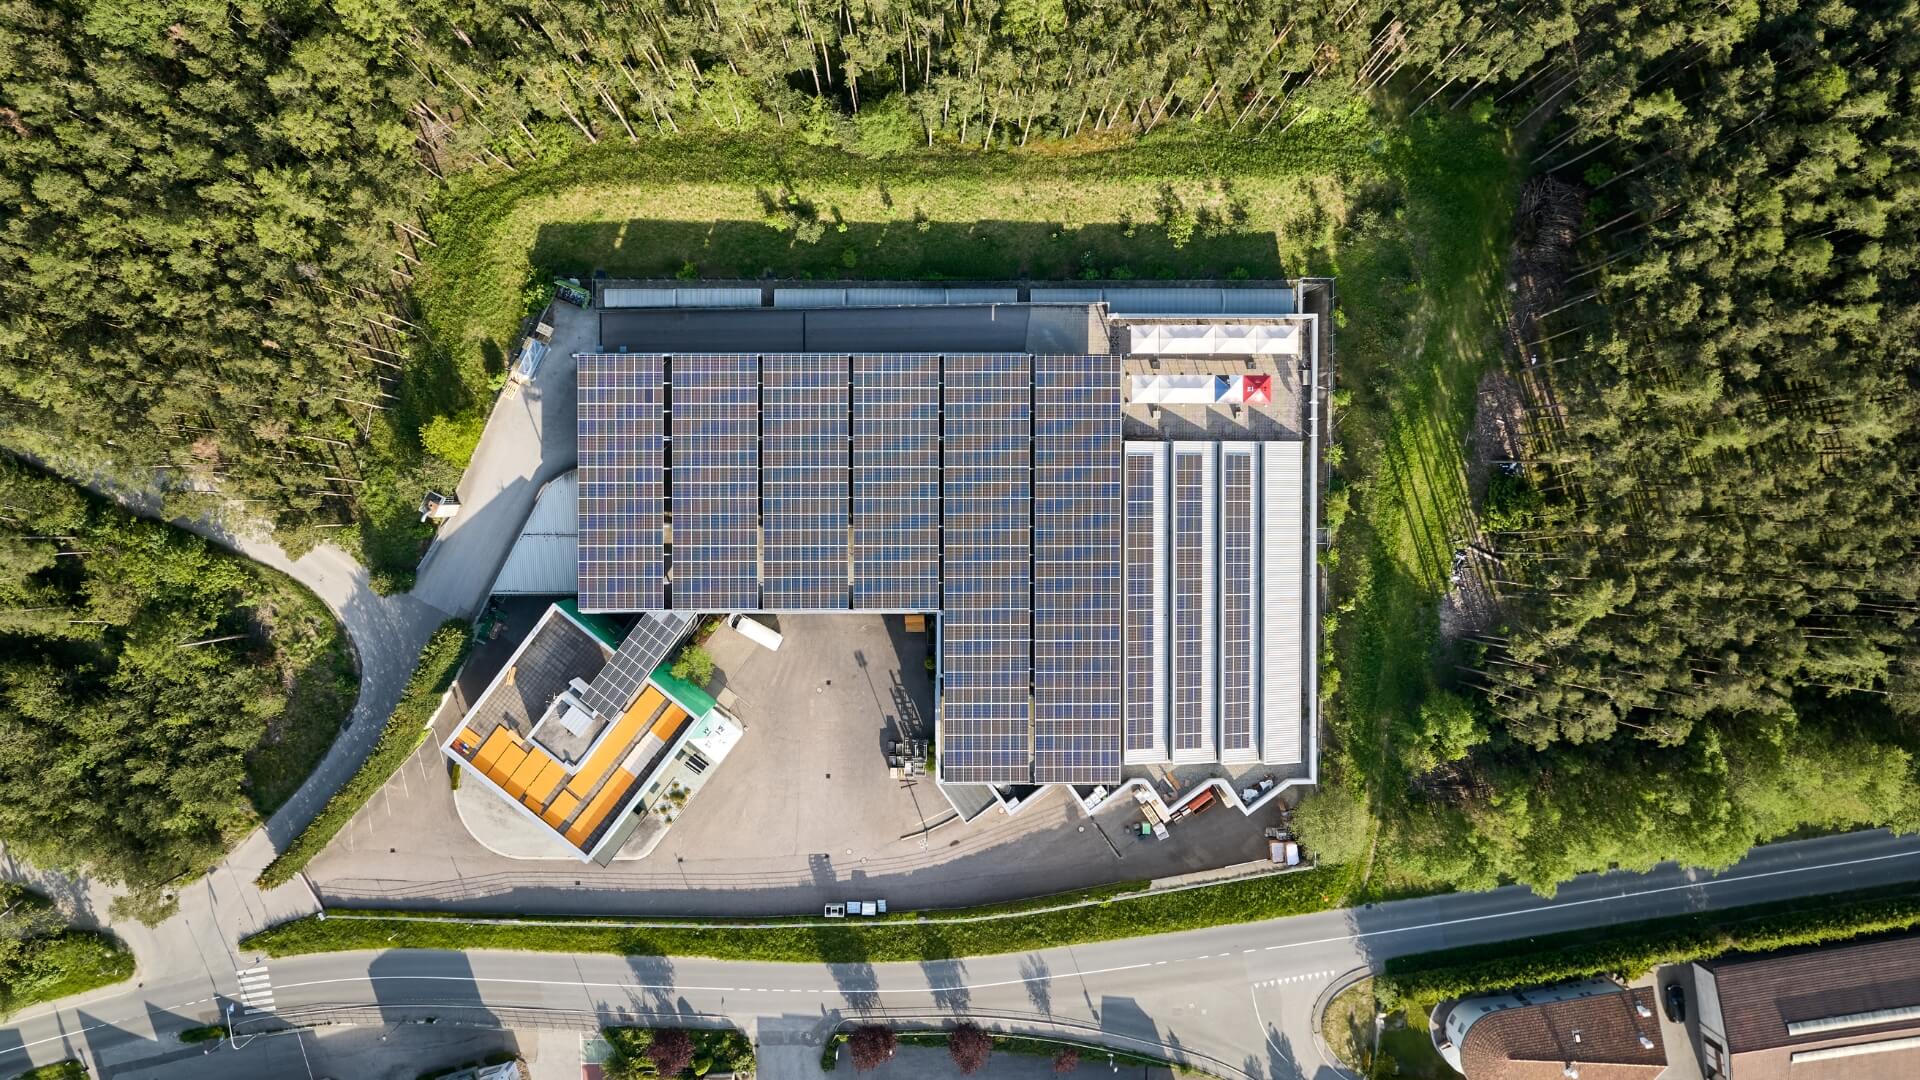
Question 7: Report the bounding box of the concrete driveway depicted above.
[410,302,594,618]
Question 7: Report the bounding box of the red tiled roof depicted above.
[1703,932,1920,1052]
[1460,986,1667,1080]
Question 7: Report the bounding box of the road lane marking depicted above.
[5,841,1919,1063]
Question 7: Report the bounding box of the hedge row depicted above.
[256,620,473,889]
[242,865,1353,963]
[0,931,136,1017]
[1377,884,1920,1009]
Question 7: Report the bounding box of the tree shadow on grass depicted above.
[531,219,1286,285]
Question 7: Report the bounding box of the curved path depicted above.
[3,829,1917,1079]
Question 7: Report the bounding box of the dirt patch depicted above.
[1465,370,1529,506]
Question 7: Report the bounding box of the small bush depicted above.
[1052,1046,1080,1073]
[670,644,715,686]
[948,1023,992,1075]
[648,1029,695,1076]
[179,1024,225,1044]
[848,1024,897,1071]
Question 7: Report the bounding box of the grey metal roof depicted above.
[491,472,579,596]
[598,306,1048,354]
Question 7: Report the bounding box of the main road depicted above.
[4,829,1917,1079]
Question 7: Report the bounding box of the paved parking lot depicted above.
[306,614,1279,916]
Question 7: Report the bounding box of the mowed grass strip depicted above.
[414,109,1389,462]
[243,866,1353,963]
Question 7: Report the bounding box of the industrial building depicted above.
[571,282,1324,792]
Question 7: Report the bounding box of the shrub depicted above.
[670,644,715,686]
[648,1029,695,1076]
[848,1025,897,1071]
[256,621,473,888]
[1052,1046,1081,1073]
[948,1023,992,1075]
[1294,783,1369,865]
[179,1024,225,1044]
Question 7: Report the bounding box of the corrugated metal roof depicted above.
[943,287,1019,304]
[491,472,579,596]
[773,288,847,308]
[1219,288,1296,315]
[672,287,762,307]
[845,287,947,306]
[1262,441,1306,764]
[1028,287,1105,304]
[602,288,679,308]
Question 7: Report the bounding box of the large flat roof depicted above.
[599,305,1103,354]
[576,338,1317,786]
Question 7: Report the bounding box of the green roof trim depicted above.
[555,599,625,651]
[650,661,717,718]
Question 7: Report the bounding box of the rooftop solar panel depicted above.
[580,611,694,721]
[1219,446,1257,762]
[1123,444,1167,762]
[1170,445,1215,762]
[852,354,941,610]
[578,353,666,612]
[669,354,760,610]
[762,353,851,610]
[939,353,1033,784]
[1032,354,1122,785]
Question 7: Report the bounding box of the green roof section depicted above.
[650,661,717,718]
[555,599,625,651]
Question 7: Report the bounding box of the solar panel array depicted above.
[670,354,760,609]
[1170,447,1214,761]
[939,353,1034,784]
[575,349,1316,783]
[761,353,850,609]
[1032,353,1123,784]
[852,354,942,610]
[580,611,694,721]
[1123,446,1165,761]
[578,353,666,611]
[1219,447,1257,761]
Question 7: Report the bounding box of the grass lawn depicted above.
[1322,977,1453,1079]
[241,570,360,815]
[408,106,1389,468]
[1314,109,1518,899]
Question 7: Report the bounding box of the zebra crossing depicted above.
[235,964,275,1015]
[1251,968,1336,989]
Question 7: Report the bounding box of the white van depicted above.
[727,613,783,651]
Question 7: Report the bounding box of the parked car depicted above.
[1664,982,1687,1023]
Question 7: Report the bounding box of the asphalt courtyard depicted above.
[304,614,1279,916]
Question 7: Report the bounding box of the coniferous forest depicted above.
[1,0,1915,896]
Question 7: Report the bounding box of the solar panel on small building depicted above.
[1032,354,1123,785]
[1219,445,1258,763]
[1123,443,1168,764]
[669,354,760,610]
[580,611,693,721]
[852,353,942,610]
[1169,444,1216,763]
[939,352,1033,784]
[578,354,666,612]
[762,353,851,610]
[1262,440,1306,764]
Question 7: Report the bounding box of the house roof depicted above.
[1459,986,1666,1080]
[1700,932,1920,1080]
